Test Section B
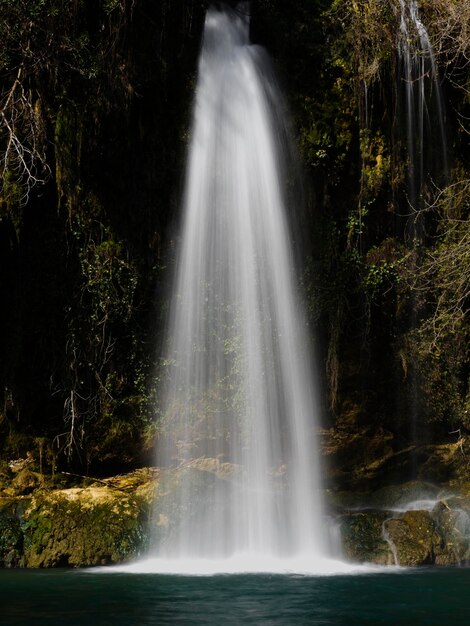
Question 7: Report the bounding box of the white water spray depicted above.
[147,3,332,573]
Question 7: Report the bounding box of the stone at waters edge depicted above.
[1,468,470,568]
[0,469,155,568]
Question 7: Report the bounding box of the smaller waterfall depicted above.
[397,0,448,464]
[381,519,400,566]
[398,0,448,209]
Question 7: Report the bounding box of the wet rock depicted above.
[383,510,441,566]
[334,484,470,566]
[339,511,393,564]
[431,500,470,565]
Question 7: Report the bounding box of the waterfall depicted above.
[397,0,448,463]
[147,3,336,574]
[398,0,448,210]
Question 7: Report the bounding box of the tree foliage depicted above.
[0,0,205,470]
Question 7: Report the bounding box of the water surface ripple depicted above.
[1,568,469,625]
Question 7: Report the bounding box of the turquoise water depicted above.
[0,568,469,625]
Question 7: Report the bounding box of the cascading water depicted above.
[398,0,448,208]
[397,0,448,462]
[143,3,342,574]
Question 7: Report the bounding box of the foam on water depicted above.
[100,555,394,576]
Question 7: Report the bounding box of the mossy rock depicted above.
[22,489,150,567]
[337,489,470,567]
[0,511,24,567]
[339,511,393,564]
[431,501,470,565]
[384,510,441,566]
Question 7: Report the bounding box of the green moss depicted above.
[384,510,441,566]
[340,511,393,564]
[23,491,150,567]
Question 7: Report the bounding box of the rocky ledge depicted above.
[0,467,156,567]
[331,481,470,566]
[1,461,469,568]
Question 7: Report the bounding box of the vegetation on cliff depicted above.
[0,0,468,492]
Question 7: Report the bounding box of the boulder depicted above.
[334,484,470,566]
[383,510,441,566]
[339,510,394,564]
[21,486,151,567]
[431,500,470,565]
